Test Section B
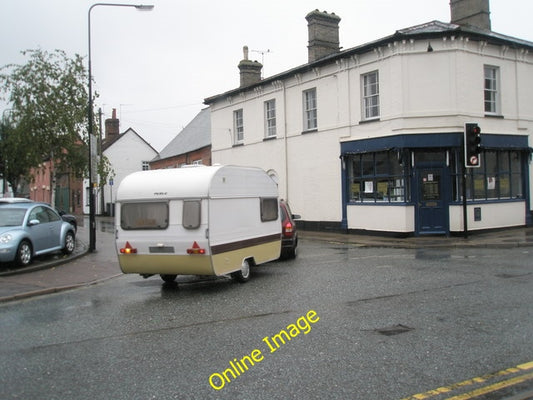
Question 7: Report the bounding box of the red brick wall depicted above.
[150,146,211,170]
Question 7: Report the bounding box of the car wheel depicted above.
[62,231,75,255]
[160,274,177,283]
[231,259,251,283]
[16,240,33,267]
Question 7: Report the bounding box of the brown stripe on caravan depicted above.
[211,234,280,255]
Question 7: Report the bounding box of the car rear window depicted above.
[121,202,169,230]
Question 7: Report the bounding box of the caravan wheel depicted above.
[231,259,251,283]
[160,274,177,283]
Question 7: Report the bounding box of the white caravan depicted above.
[115,165,281,283]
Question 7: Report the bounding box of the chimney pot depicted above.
[238,45,263,87]
[450,0,491,30]
[306,9,341,63]
[105,108,120,142]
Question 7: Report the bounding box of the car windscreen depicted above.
[0,208,27,227]
[120,202,169,230]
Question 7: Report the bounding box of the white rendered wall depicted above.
[449,201,526,232]
[347,205,415,232]
[209,35,533,229]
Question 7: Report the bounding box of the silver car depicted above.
[0,202,75,266]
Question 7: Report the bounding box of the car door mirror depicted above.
[28,219,40,226]
[292,214,301,220]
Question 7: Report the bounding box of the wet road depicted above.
[0,241,532,399]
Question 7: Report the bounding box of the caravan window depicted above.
[121,202,169,230]
[183,200,201,229]
[260,198,278,222]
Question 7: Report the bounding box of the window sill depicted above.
[347,201,412,206]
[232,143,244,148]
[263,136,277,142]
[484,114,504,119]
[359,118,380,124]
[302,128,318,134]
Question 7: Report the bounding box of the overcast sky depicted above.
[2,0,532,151]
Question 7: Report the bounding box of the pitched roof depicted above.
[102,127,158,154]
[152,107,211,161]
[204,20,533,105]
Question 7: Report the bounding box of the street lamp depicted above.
[87,3,154,252]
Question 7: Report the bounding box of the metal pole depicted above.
[87,2,154,252]
[88,5,95,251]
[462,147,468,239]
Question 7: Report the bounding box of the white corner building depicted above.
[204,0,532,236]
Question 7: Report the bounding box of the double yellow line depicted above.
[402,361,533,400]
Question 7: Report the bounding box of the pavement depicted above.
[1,216,532,303]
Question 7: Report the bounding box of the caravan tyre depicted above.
[231,259,251,283]
[160,274,177,283]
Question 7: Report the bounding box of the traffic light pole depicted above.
[462,122,481,239]
[462,160,468,239]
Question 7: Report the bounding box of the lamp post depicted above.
[87,3,154,252]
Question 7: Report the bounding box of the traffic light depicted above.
[464,123,481,168]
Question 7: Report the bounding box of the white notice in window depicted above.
[364,181,373,193]
[487,177,496,190]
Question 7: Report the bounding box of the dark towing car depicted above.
[279,200,300,259]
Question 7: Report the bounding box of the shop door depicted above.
[416,168,448,235]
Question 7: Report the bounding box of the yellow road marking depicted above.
[401,361,533,400]
[444,371,533,400]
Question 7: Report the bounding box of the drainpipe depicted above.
[282,81,289,202]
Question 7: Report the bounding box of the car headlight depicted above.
[0,233,13,244]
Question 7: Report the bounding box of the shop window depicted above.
[348,150,409,203]
[453,149,524,201]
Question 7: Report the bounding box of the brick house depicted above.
[150,108,211,169]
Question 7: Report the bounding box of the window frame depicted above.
[348,150,409,204]
[484,65,500,116]
[451,149,524,202]
[233,109,244,144]
[120,201,169,230]
[183,200,201,230]
[302,88,317,132]
[362,70,380,121]
[264,99,277,138]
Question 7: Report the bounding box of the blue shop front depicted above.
[340,133,531,236]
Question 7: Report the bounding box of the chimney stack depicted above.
[238,46,263,87]
[306,10,341,63]
[105,108,119,142]
[450,0,491,30]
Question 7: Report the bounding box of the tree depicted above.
[0,49,90,197]
[0,115,33,196]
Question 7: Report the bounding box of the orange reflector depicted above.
[187,241,206,255]
[120,241,137,254]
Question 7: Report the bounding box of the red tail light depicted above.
[187,241,206,255]
[283,222,293,236]
[120,241,137,254]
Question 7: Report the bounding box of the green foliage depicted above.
[0,49,91,194]
[97,155,115,189]
[0,117,33,195]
